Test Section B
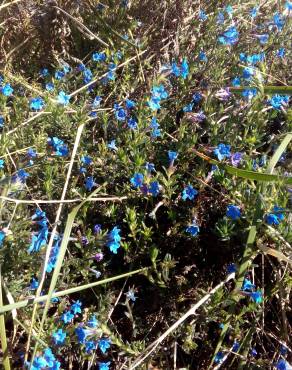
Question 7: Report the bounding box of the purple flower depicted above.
[93,252,104,262]
[94,224,102,234]
[215,88,231,101]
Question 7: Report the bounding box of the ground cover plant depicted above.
[0,0,291,369]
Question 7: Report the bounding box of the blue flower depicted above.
[30,278,39,290]
[268,95,289,110]
[47,137,68,157]
[286,1,292,10]
[93,96,102,107]
[0,231,5,247]
[45,82,54,91]
[168,151,178,163]
[27,148,37,158]
[250,290,263,304]
[40,68,49,77]
[81,156,92,166]
[192,92,202,103]
[107,140,118,151]
[52,329,66,345]
[99,362,111,370]
[242,278,255,291]
[232,341,240,352]
[85,176,96,191]
[71,300,82,314]
[213,143,231,161]
[199,10,208,21]
[265,213,280,226]
[46,236,61,273]
[227,263,237,274]
[83,68,93,83]
[85,340,96,353]
[186,221,200,236]
[226,204,241,220]
[54,70,65,80]
[250,7,258,18]
[75,326,90,344]
[273,12,285,31]
[61,311,74,324]
[145,162,155,173]
[92,52,106,62]
[217,12,225,24]
[30,97,45,111]
[0,116,4,128]
[172,62,180,77]
[130,173,144,188]
[183,103,193,112]
[276,359,288,370]
[149,181,160,196]
[232,77,241,87]
[256,34,269,44]
[182,185,198,201]
[231,152,243,167]
[214,351,224,363]
[242,88,257,100]
[199,51,207,62]
[218,26,239,45]
[273,206,285,221]
[181,58,189,78]
[277,48,285,58]
[98,338,111,354]
[250,348,257,357]
[27,211,48,254]
[126,289,137,301]
[127,117,138,129]
[148,85,168,111]
[87,315,99,328]
[0,159,4,169]
[57,91,70,105]
[242,67,254,80]
[125,99,136,109]
[107,226,121,254]
[114,103,127,121]
[1,83,13,97]
[30,355,48,369]
[225,5,233,15]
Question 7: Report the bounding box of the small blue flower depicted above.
[199,51,208,62]
[256,34,269,44]
[75,326,90,344]
[214,143,231,161]
[265,213,279,226]
[45,82,54,91]
[85,176,96,191]
[1,83,13,96]
[92,52,106,62]
[276,359,288,370]
[0,116,4,128]
[168,151,178,163]
[30,97,45,111]
[232,77,241,87]
[98,338,111,354]
[250,7,258,18]
[107,226,121,254]
[87,315,99,328]
[232,341,240,352]
[199,10,208,21]
[250,290,263,304]
[217,12,225,24]
[182,185,198,201]
[242,88,257,100]
[40,68,49,77]
[226,204,241,220]
[127,117,138,129]
[52,329,66,346]
[268,95,289,110]
[192,92,202,104]
[126,289,137,301]
[273,12,285,31]
[125,99,136,109]
[181,58,189,79]
[93,96,102,107]
[99,362,111,370]
[145,162,155,173]
[242,67,254,80]
[0,159,4,169]
[227,263,237,274]
[55,70,65,80]
[149,181,160,197]
[250,348,257,357]
[81,156,93,166]
[85,340,96,353]
[71,300,82,314]
[114,103,127,121]
[218,26,239,45]
[277,48,285,58]
[30,278,39,290]
[214,351,224,364]
[186,221,200,236]
[57,91,70,105]
[242,278,255,291]
[130,173,144,188]
[0,231,5,247]
[231,152,243,167]
[107,140,118,151]
[61,311,74,324]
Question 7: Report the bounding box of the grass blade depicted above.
[230,86,292,95]
[0,267,11,370]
